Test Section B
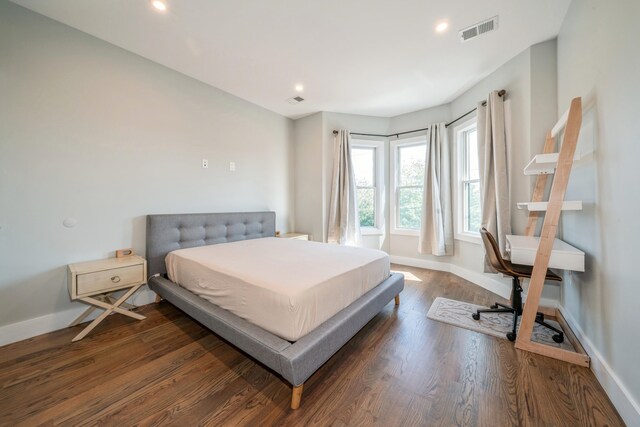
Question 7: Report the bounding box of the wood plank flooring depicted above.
[0,265,625,426]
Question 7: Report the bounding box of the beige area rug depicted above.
[427,297,574,351]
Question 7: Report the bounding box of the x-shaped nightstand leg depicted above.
[69,306,98,327]
[71,284,146,342]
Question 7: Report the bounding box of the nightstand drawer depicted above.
[77,264,144,296]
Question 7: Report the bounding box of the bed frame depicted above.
[146,211,404,409]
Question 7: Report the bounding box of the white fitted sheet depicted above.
[166,237,390,341]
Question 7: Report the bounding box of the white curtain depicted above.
[418,123,453,256]
[477,91,512,271]
[327,130,361,246]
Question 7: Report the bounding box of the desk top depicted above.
[506,235,584,272]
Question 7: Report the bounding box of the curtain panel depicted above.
[419,123,453,256]
[327,130,361,246]
[477,91,512,271]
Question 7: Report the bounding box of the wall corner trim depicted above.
[558,305,640,427]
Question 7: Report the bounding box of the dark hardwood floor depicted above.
[0,265,624,426]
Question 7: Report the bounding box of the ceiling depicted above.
[11,0,571,118]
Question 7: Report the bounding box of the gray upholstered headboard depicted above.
[146,211,276,277]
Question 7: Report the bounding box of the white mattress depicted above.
[166,237,390,341]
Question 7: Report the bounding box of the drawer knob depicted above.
[111,276,121,283]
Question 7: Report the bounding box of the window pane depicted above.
[465,181,481,233]
[357,187,375,227]
[398,187,423,229]
[398,144,426,186]
[352,148,375,187]
[468,130,479,180]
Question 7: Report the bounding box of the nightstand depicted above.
[67,255,147,342]
[278,232,309,241]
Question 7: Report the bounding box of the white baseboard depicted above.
[557,305,640,427]
[390,255,511,300]
[389,255,451,274]
[538,297,559,310]
[0,287,157,347]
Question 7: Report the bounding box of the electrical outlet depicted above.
[229,161,236,172]
[202,159,208,169]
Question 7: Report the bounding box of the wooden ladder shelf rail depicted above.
[523,131,556,236]
[515,97,590,367]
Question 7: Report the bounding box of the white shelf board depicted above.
[506,235,585,272]
[523,152,581,176]
[516,201,583,211]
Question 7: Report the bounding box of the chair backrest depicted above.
[480,228,510,274]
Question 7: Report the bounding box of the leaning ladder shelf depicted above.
[514,97,591,367]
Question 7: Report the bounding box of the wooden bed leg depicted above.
[395,295,400,306]
[154,294,162,303]
[291,384,303,410]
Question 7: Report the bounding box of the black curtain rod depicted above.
[445,89,506,128]
[332,89,505,138]
[444,108,477,128]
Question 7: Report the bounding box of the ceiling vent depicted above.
[287,96,305,104]
[459,16,498,42]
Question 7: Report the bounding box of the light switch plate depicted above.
[202,159,208,168]
[229,161,236,172]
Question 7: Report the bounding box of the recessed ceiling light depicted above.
[151,0,167,12]
[435,21,449,33]
[295,84,304,92]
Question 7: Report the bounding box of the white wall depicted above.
[0,1,294,328]
[293,113,324,242]
[529,40,558,178]
[557,0,640,423]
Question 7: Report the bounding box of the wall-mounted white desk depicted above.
[506,235,585,272]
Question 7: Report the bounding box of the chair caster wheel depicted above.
[507,332,517,342]
[490,304,498,309]
[472,313,480,321]
[552,334,564,344]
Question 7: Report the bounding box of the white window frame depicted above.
[352,139,385,236]
[390,135,427,236]
[454,117,481,244]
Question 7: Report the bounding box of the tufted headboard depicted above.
[146,211,276,278]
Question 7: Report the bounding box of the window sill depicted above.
[455,232,481,245]
[361,227,384,236]
[390,229,420,237]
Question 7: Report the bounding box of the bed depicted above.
[146,211,404,409]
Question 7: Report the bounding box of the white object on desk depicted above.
[506,235,585,272]
[67,255,147,342]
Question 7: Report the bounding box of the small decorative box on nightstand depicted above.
[67,255,147,342]
[278,232,309,241]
